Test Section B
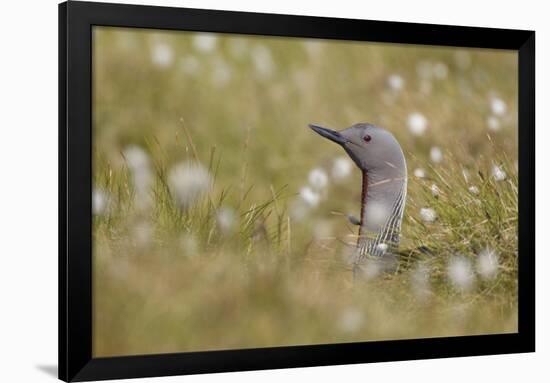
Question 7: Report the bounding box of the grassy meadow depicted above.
[92,27,519,357]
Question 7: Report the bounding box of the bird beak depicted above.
[308,124,348,146]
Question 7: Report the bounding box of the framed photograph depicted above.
[59,1,535,381]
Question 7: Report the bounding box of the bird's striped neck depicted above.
[356,169,407,258]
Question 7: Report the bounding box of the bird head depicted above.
[309,123,405,174]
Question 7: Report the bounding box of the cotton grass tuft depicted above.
[299,186,320,207]
[468,185,480,195]
[150,42,174,68]
[490,96,507,116]
[168,162,213,210]
[476,248,499,280]
[414,168,426,178]
[387,74,404,91]
[308,168,329,190]
[447,256,475,292]
[92,187,110,216]
[217,206,237,233]
[123,145,153,209]
[430,146,443,163]
[193,33,218,53]
[331,157,352,181]
[492,164,507,181]
[419,207,437,223]
[407,112,428,136]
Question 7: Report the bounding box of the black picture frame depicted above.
[59,1,535,381]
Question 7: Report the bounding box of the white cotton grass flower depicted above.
[150,42,174,68]
[476,247,499,280]
[417,61,448,80]
[492,164,507,181]
[331,156,353,181]
[180,55,200,75]
[217,206,237,233]
[303,40,324,58]
[123,145,150,171]
[487,116,501,131]
[92,187,110,216]
[168,162,213,210]
[123,145,153,209]
[416,61,449,81]
[192,33,218,53]
[376,243,388,255]
[468,185,480,195]
[299,186,321,208]
[416,61,433,80]
[413,168,426,178]
[419,207,437,223]
[447,255,475,292]
[308,168,329,190]
[252,45,274,78]
[387,74,404,91]
[430,146,443,164]
[433,62,448,79]
[410,263,431,301]
[490,96,507,116]
[211,58,232,87]
[407,112,428,136]
[365,201,391,228]
[289,199,309,221]
[431,184,441,197]
[337,307,365,334]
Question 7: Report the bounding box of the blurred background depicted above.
[92,27,518,357]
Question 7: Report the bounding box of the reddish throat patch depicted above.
[358,171,368,245]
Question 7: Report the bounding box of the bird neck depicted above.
[358,171,369,243]
[357,168,407,255]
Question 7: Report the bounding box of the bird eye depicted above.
[363,135,372,143]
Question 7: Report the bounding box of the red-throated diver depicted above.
[309,123,407,274]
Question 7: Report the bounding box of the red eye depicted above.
[363,135,372,143]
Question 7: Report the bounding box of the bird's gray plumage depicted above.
[309,123,407,272]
